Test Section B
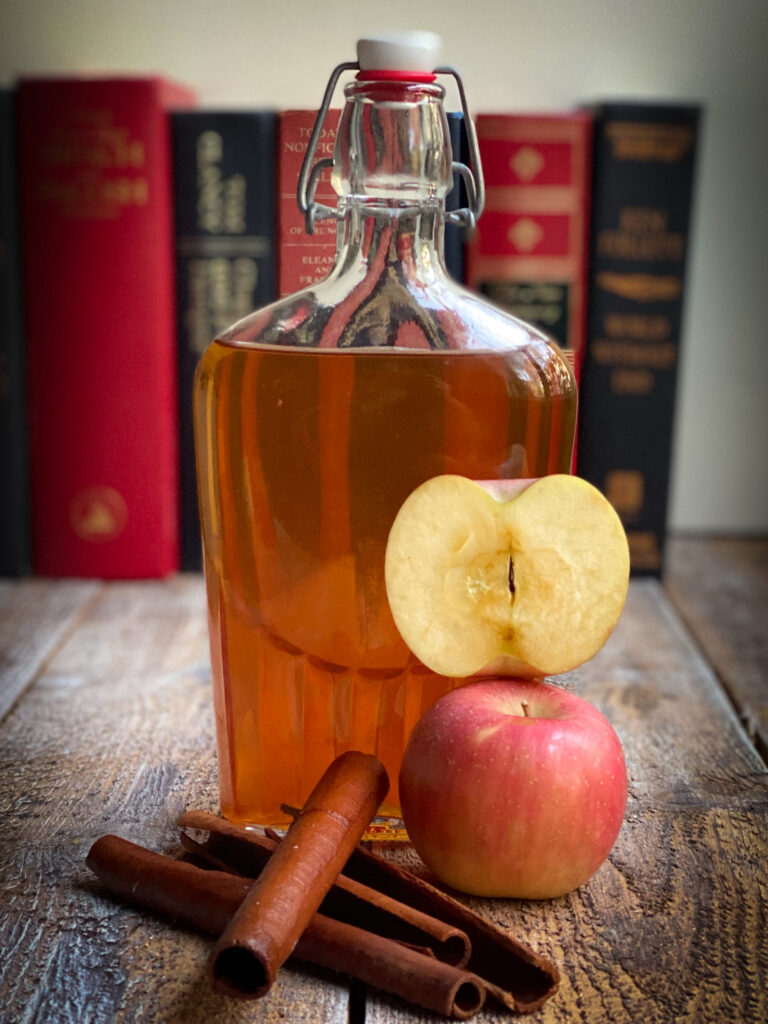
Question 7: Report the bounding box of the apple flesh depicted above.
[384,474,630,678]
[399,679,628,899]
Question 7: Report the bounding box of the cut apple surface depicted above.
[384,474,630,678]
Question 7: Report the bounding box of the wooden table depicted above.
[1,537,766,1023]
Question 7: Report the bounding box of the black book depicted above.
[577,102,701,577]
[172,111,278,571]
[0,88,29,576]
[445,112,469,283]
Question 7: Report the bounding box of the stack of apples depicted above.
[385,475,630,900]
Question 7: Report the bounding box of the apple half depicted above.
[384,474,630,678]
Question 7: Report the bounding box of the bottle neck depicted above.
[330,77,453,285]
[331,200,447,285]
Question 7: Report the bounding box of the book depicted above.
[576,102,701,576]
[17,76,195,578]
[467,113,592,382]
[278,109,340,297]
[445,112,469,283]
[0,88,30,576]
[171,110,278,571]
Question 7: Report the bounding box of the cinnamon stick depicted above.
[208,751,389,998]
[87,834,251,931]
[343,843,560,1014]
[179,810,470,966]
[86,834,485,1020]
[181,809,560,1013]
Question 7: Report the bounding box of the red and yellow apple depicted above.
[384,474,630,678]
[399,679,628,899]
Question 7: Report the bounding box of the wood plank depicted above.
[0,577,349,1024]
[366,580,768,1024]
[665,536,768,761]
[0,578,101,721]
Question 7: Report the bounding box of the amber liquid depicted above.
[194,341,576,826]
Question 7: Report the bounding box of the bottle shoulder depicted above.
[197,279,576,404]
[214,274,570,364]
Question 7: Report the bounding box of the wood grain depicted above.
[665,536,768,761]
[366,581,768,1024]
[0,577,348,1024]
[2,562,767,1024]
[0,578,100,721]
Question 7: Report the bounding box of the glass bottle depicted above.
[193,34,577,828]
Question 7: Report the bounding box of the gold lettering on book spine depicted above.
[196,130,248,235]
[606,122,694,162]
[598,206,685,261]
[35,108,150,219]
[592,341,677,369]
[604,313,670,341]
[605,471,644,519]
[626,531,662,570]
[598,228,684,261]
[611,369,655,394]
[596,272,682,302]
[187,257,259,354]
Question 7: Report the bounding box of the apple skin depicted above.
[399,679,628,899]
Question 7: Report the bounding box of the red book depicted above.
[18,76,194,578]
[278,109,340,297]
[467,113,592,383]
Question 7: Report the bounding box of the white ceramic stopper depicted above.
[357,32,443,73]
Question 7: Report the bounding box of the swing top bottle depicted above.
[193,33,577,826]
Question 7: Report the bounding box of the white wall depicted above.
[3,0,767,534]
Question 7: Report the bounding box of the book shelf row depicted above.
[0,77,700,580]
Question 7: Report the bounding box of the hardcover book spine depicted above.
[0,89,30,575]
[17,77,194,578]
[172,111,277,571]
[467,114,592,382]
[278,109,340,297]
[445,112,468,283]
[576,103,701,577]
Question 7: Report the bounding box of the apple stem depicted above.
[521,701,530,718]
[508,557,516,596]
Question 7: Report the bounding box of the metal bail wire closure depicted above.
[296,61,486,236]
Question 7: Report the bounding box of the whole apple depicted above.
[399,679,627,899]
